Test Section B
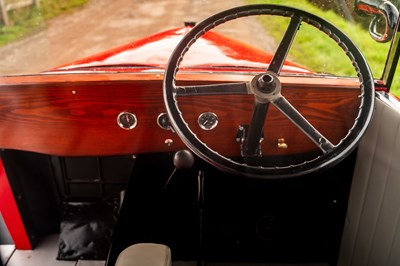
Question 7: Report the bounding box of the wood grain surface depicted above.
[0,72,361,157]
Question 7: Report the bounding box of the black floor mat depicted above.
[57,201,118,260]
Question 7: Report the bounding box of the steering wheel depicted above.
[163,4,375,179]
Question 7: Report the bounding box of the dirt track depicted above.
[0,0,274,75]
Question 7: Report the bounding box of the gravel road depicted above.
[0,0,275,75]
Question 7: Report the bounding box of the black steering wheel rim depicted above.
[163,4,375,179]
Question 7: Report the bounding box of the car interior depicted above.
[1,1,400,266]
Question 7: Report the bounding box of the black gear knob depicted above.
[173,149,194,170]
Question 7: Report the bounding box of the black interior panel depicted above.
[107,150,357,265]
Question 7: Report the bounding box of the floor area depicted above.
[1,234,105,266]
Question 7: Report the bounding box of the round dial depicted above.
[198,112,218,130]
[117,112,137,130]
[157,113,172,130]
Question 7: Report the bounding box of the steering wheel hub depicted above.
[251,72,282,103]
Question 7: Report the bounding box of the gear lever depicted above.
[165,149,194,188]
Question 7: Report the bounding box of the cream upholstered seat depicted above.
[338,95,400,265]
[115,243,172,266]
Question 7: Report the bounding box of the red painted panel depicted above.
[0,159,31,250]
[50,26,309,74]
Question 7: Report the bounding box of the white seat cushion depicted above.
[115,243,171,266]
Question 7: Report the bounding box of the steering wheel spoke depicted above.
[268,16,302,74]
[272,95,335,153]
[175,82,250,97]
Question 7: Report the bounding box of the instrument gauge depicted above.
[117,112,137,130]
[198,112,218,130]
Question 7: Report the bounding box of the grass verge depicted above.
[0,0,89,47]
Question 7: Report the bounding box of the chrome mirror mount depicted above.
[355,0,399,42]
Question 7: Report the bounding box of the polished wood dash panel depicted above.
[0,73,361,157]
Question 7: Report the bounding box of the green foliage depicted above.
[0,0,89,46]
[391,70,400,97]
[39,0,89,19]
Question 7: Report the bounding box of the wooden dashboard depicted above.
[0,72,361,157]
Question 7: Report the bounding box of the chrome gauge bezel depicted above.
[198,112,219,130]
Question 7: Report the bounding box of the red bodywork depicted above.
[0,161,31,249]
[51,26,310,74]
